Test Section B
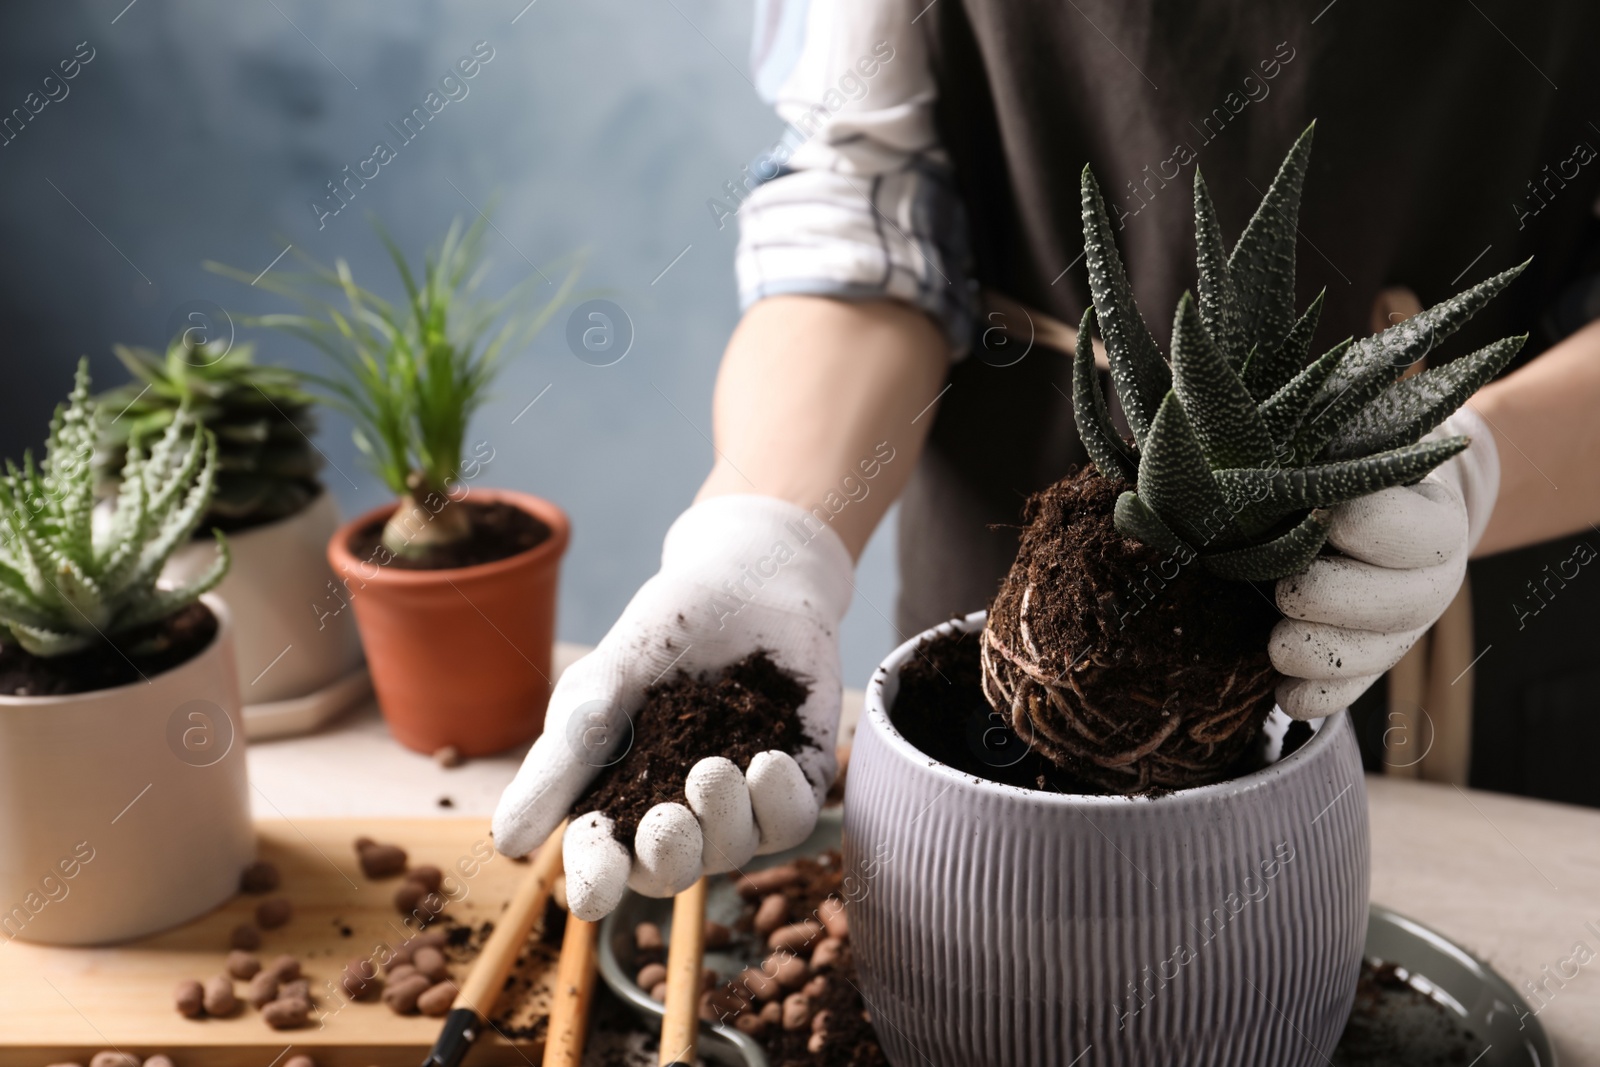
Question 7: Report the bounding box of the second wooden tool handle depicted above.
[658,876,709,1067]
[453,823,565,1017]
[542,914,600,1067]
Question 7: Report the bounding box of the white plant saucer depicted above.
[243,665,372,740]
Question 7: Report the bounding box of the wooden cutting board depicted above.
[0,819,559,1066]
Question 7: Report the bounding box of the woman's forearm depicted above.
[696,295,951,559]
[1472,316,1600,556]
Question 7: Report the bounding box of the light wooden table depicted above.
[248,660,1598,1061]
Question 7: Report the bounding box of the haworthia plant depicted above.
[0,359,229,657]
[95,338,322,531]
[1076,122,1527,581]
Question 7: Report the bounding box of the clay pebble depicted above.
[225,950,260,980]
[202,974,238,1017]
[736,865,799,899]
[173,978,204,1018]
[356,838,408,879]
[417,979,458,1016]
[262,996,310,1030]
[238,860,280,894]
[382,972,432,1014]
[255,896,292,930]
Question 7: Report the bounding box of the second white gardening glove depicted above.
[1270,408,1500,719]
[492,495,853,921]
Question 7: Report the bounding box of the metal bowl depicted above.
[1353,905,1555,1066]
[593,811,849,1067]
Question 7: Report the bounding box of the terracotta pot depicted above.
[844,610,1369,1066]
[327,488,569,756]
[166,487,364,711]
[0,594,253,945]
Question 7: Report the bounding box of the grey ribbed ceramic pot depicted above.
[843,611,1369,1067]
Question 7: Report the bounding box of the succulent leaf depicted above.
[0,358,228,658]
[1289,353,1403,464]
[1071,307,1138,482]
[0,583,62,631]
[128,433,219,596]
[1258,338,1351,447]
[116,533,230,632]
[1241,289,1326,400]
[1137,392,1240,548]
[1214,436,1469,517]
[1067,128,1525,585]
[1323,335,1526,459]
[1081,166,1171,443]
[1170,292,1275,469]
[1193,170,1245,364]
[4,620,91,657]
[1228,122,1314,357]
[1202,509,1332,581]
[98,340,321,530]
[1314,261,1529,416]
[1113,490,1188,555]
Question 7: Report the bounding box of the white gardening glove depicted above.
[492,495,853,920]
[1270,407,1500,719]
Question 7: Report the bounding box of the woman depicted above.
[497,0,1600,919]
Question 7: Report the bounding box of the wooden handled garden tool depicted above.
[421,821,565,1067]
[658,876,710,1067]
[542,909,601,1066]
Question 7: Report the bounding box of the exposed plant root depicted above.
[979,468,1280,793]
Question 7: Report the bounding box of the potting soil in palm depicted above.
[571,650,817,847]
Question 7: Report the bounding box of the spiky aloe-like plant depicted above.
[0,359,229,657]
[980,123,1526,790]
[96,338,322,531]
[210,216,578,558]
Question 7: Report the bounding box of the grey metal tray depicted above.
[598,809,1552,1066]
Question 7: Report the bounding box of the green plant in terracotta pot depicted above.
[0,359,251,944]
[93,338,365,730]
[220,218,580,755]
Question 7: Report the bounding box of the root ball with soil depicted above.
[980,469,1278,792]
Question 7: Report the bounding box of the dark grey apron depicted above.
[899,0,1600,803]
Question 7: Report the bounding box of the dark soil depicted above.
[1333,959,1486,1066]
[571,651,816,847]
[346,499,551,571]
[0,600,218,696]
[894,631,1319,795]
[763,971,885,1067]
[982,468,1282,791]
[894,628,1099,794]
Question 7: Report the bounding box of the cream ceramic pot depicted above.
[844,611,1369,1067]
[0,594,253,945]
[166,488,362,706]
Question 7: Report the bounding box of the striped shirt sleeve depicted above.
[735,0,975,353]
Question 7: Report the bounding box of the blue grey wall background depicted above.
[0,0,902,689]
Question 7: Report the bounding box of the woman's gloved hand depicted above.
[1270,408,1500,719]
[492,494,853,920]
